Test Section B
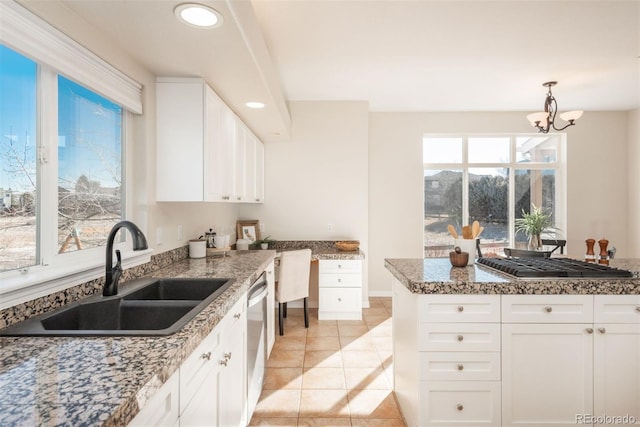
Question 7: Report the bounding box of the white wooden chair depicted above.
[275,249,312,336]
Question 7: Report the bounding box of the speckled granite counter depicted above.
[0,250,276,427]
[385,258,640,295]
[273,240,365,260]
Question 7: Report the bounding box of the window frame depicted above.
[0,3,149,309]
[423,133,567,254]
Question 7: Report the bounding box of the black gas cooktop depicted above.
[477,257,634,278]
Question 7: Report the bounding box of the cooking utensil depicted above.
[447,224,458,239]
[462,225,472,239]
[476,226,484,238]
[471,221,480,238]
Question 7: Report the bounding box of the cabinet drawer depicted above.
[419,323,500,352]
[420,381,501,426]
[318,273,361,288]
[594,295,640,323]
[502,295,593,323]
[419,295,500,323]
[319,287,361,312]
[318,260,361,274]
[421,352,501,381]
[180,326,223,414]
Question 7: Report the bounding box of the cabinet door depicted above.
[233,118,247,202]
[204,86,227,202]
[593,324,640,425]
[219,300,247,427]
[254,138,264,203]
[502,323,593,427]
[128,372,180,427]
[180,361,222,427]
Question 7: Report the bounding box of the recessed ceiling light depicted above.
[246,102,265,109]
[174,3,223,28]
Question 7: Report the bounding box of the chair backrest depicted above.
[276,249,312,303]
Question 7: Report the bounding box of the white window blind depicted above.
[0,0,143,114]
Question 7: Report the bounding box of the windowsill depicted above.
[0,249,153,310]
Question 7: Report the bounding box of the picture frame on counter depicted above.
[236,220,260,243]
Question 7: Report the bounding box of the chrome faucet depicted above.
[104,221,148,296]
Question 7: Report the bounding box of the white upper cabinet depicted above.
[156,77,264,203]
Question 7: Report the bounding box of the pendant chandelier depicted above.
[526,81,583,133]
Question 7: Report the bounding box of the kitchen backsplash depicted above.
[0,246,189,329]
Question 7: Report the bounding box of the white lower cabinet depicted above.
[265,261,276,357]
[392,281,640,427]
[128,293,247,427]
[318,260,362,320]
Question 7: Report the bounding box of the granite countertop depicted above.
[273,240,365,260]
[385,257,640,295]
[0,250,276,427]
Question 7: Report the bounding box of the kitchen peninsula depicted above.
[386,257,640,427]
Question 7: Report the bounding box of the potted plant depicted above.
[257,235,275,250]
[514,204,556,250]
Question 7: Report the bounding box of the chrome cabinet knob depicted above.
[234,313,242,319]
[224,352,232,360]
[457,364,464,371]
[457,335,464,342]
[544,306,553,313]
[457,306,464,312]
[586,328,594,334]
[635,307,640,313]
[456,404,464,411]
[338,298,342,302]
[219,358,228,366]
[598,327,606,334]
[201,351,212,360]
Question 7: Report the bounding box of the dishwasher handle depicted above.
[248,277,268,308]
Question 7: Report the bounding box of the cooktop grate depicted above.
[476,257,634,278]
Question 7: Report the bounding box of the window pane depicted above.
[515,169,557,247]
[423,137,462,163]
[468,137,510,163]
[424,169,462,257]
[0,45,37,272]
[516,136,558,163]
[57,76,122,253]
[469,168,509,256]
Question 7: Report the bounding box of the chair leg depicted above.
[279,302,284,336]
[283,302,287,318]
[303,297,309,328]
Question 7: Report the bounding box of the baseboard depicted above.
[368,290,393,298]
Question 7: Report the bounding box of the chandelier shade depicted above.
[527,81,583,133]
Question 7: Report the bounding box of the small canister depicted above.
[189,239,206,258]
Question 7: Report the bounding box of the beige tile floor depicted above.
[250,298,406,427]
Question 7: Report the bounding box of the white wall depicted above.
[629,109,640,257]
[240,101,370,296]
[368,111,631,294]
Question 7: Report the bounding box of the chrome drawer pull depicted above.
[457,335,464,342]
[457,364,464,371]
[234,313,242,319]
[338,298,342,302]
[598,327,606,334]
[544,306,553,313]
[219,358,228,366]
[635,307,640,313]
[224,352,232,360]
[586,328,594,334]
[201,351,212,360]
[457,306,464,312]
[456,404,464,411]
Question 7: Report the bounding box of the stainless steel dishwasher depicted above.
[247,272,267,419]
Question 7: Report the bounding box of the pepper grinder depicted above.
[598,239,609,265]
[585,238,596,263]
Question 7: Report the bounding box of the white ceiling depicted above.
[20,0,640,141]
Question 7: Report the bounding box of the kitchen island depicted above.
[386,258,640,427]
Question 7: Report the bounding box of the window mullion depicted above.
[37,66,58,266]
[462,137,469,225]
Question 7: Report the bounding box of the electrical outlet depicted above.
[259,223,265,233]
[327,223,333,232]
[156,227,163,246]
[177,225,183,241]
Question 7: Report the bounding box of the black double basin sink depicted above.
[0,278,234,337]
